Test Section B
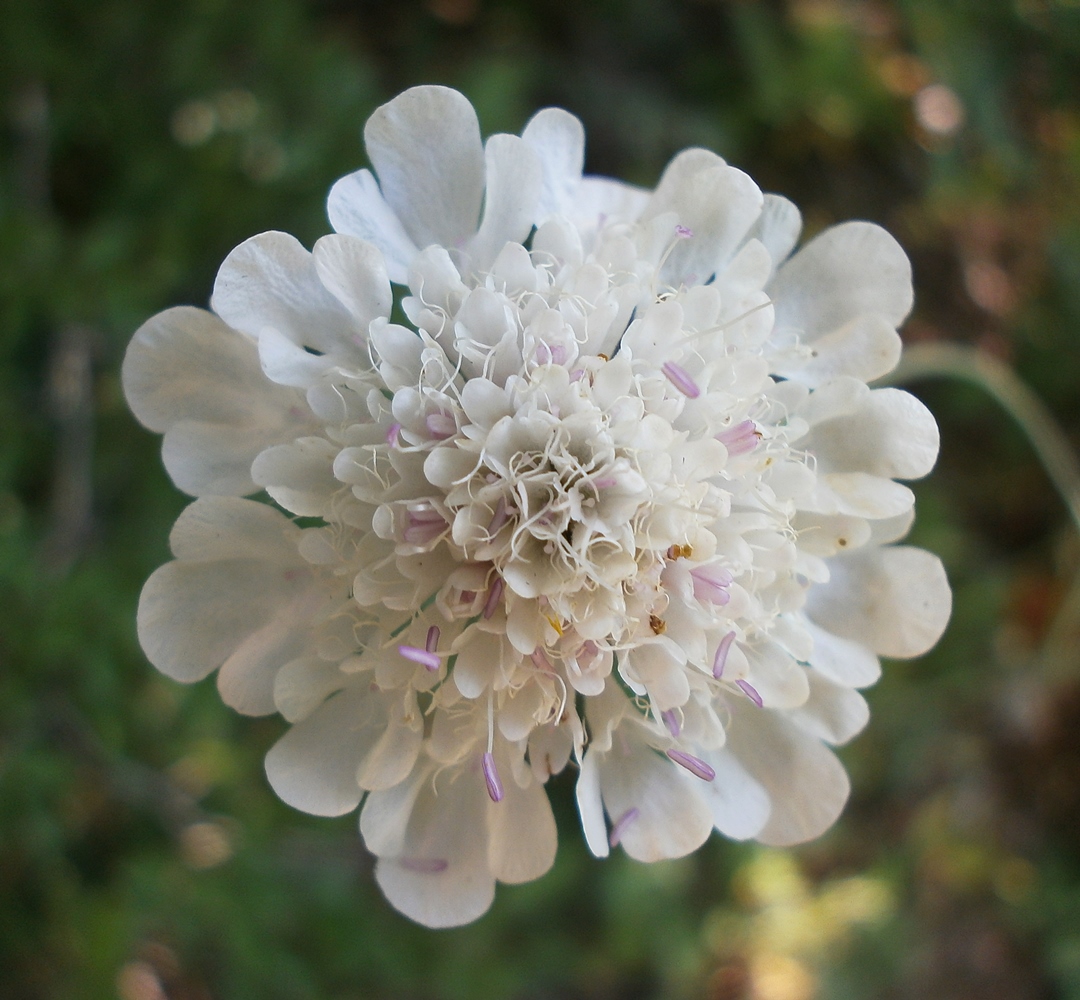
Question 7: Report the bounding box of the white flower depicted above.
[124,86,951,928]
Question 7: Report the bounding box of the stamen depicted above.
[530,647,554,671]
[592,476,617,489]
[736,679,763,707]
[662,710,681,737]
[403,509,447,545]
[690,566,733,605]
[716,419,760,457]
[667,749,715,781]
[712,631,736,678]
[481,751,504,802]
[675,224,694,239]
[399,857,449,874]
[425,412,456,439]
[608,807,640,848]
[483,576,504,619]
[487,497,510,537]
[425,625,440,653]
[661,361,700,399]
[398,644,441,672]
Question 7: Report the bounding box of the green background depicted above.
[3,0,1080,997]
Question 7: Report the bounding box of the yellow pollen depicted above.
[545,614,564,636]
[649,614,667,635]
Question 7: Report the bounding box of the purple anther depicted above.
[690,565,733,606]
[425,625,441,653]
[716,419,760,457]
[662,361,700,399]
[736,679,763,707]
[425,412,457,440]
[482,751,504,802]
[460,590,476,604]
[712,631,736,679]
[483,576,504,619]
[530,647,554,672]
[675,225,694,239]
[398,644,441,672]
[592,476,617,490]
[487,497,510,537]
[403,509,446,546]
[608,807,640,848]
[667,749,716,781]
[662,709,681,737]
[399,857,449,874]
[386,422,401,447]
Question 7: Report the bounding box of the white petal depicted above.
[326,168,420,284]
[161,420,288,497]
[599,736,713,861]
[521,107,585,222]
[374,767,496,928]
[274,655,347,722]
[167,496,300,564]
[137,559,302,682]
[770,221,913,342]
[359,764,428,855]
[364,85,485,252]
[696,748,771,840]
[570,176,650,228]
[788,669,870,745]
[356,696,424,791]
[258,326,334,388]
[218,613,309,716]
[465,133,542,276]
[576,750,610,858]
[487,768,558,884]
[745,193,802,272]
[263,688,371,816]
[810,388,940,480]
[211,231,363,360]
[312,233,392,330]
[251,437,340,517]
[803,619,881,688]
[724,697,851,846]
[806,545,951,658]
[122,306,278,432]
[774,314,902,387]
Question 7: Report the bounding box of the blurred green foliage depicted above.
[3,0,1080,997]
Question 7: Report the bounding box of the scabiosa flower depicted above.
[124,86,950,927]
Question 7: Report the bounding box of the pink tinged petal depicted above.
[482,752,504,803]
[386,422,401,447]
[690,565,733,605]
[403,508,447,546]
[530,647,554,672]
[487,497,511,537]
[263,689,371,817]
[326,169,420,285]
[483,576,504,619]
[661,360,700,398]
[608,807,640,848]
[735,679,763,707]
[667,749,716,781]
[662,710,681,737]
[592,476,617,489]
[425,412,457,439]
[398,645,441,672]
[712,631,737,679]
[716,419,760,456]
[425,626,441,653]
[364,85,485,252]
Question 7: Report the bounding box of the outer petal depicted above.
[211,231,364,361]
[724,697,851,846]
[364,85,485,252]
[167,495,300,564]
[787,669,870,746]
[326,168,420,284]
[264,688,372,816]
[373,766,496,928]
[806,545,952,658]
[487,763,558,884]
[521,107,585,223]
[697,747,772,840]
[312,233,392,331]
[769,221,913,342]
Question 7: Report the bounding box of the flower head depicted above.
[124,86,950,927]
